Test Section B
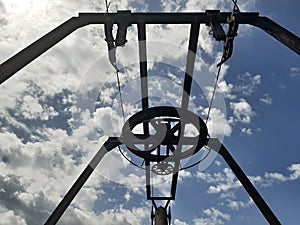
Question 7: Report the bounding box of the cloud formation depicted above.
[1,0,292,224]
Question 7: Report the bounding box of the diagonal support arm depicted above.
[245,16,300,55]
[44,137,121,225]
[207,138,281,225]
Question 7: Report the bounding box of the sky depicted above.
[0,0,299,225]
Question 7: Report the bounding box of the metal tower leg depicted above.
[207,138,281,225]
[44,137,121,225]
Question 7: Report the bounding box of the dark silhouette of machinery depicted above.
[0,3,299,225]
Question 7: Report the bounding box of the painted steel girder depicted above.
[0,10,299,85]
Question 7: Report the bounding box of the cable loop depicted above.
[116,71,126,123]
[105,0,111,13]
[206,65,222,124]
[231,0,240,12]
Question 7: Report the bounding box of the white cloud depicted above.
[124,192,131,202]
[93,107,117,136]
[196,164,300,198]
[161,0,186,11]
[0,1,283,224]
[19,95,58,120]
[203,207,230,220]
[73,187,99,211]
[174,218,188,225]
[227,198,253,211]
[219,191,235,199]
[214,160,222,166]
[230,98,254,124]
[288,164,300,180]
[96,206,148,225]
[205,108,232,137]
[234,72,261,96]
[196,168,241,194]
[193,207,230,225]
[264,172,288,182]
[241,127,252,135]
[0,206,27,225]
[259,94,273,105]
[290,67,300,77]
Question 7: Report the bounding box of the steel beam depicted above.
[181,22,200,109]
[207,138,281,225]
[239,15,300,55]
[137,23,148,111]
[0,17,84,84]
[1,11,299,85]
[137,23,149,136]
[44,137,121,225]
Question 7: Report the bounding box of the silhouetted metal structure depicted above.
[0,9,299,225]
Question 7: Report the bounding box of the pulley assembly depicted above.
[0,2,299,224]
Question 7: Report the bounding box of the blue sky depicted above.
[0,0,299,225]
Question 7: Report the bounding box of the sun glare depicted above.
[3,0,47,14]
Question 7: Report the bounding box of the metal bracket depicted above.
[207,10,226,41]
[217,10,239,66]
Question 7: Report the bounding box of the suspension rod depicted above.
[137,23,149,111]
[181,22,200,110]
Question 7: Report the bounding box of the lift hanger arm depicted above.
[44,137,121,225]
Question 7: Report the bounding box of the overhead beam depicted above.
[0,11,299,85]
[245,16,300,55]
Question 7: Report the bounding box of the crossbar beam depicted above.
[0,11,299,85]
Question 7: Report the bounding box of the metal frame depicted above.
[1,10,299,84]
[1,10,299,225]
[122,106,208,201]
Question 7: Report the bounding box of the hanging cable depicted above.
[115,71,145,169]
[206,65,222,124]
[116,70,131,166]
[231,0,240,12]
[105,0,111,13]
[115,69,149,170]
[105,0,133,170]
[207,0,239,123]
[116,71,126,123]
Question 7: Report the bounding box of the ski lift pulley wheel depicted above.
[151,161,174,175]
[122,106,209,162]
